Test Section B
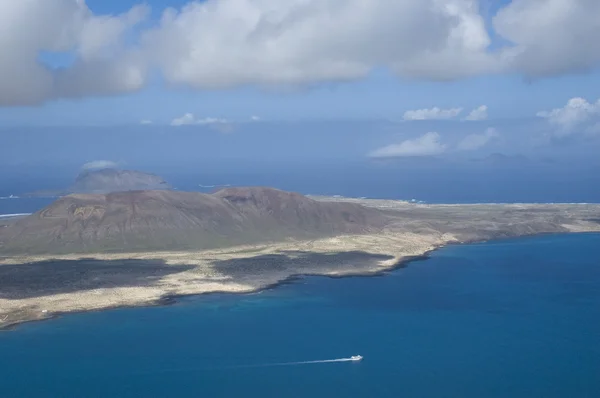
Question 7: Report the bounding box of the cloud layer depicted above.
[493,0,600,77]
[403,107,463,121]
[537,97,600,135]
[2,0,600,106]
[369,132,446,158]
[457,127,498,150]
[464,105,488,121]
[371,126,501,158]
[171,113,229,126]
[0,0,148,106]
[81,160,119,170]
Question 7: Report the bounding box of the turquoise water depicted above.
[1,234,599,398]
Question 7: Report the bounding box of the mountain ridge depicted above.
[0,187,387,254]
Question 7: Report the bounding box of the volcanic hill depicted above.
[70,168,170,193]
[0,187,387,254]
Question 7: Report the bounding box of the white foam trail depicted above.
[232,357,360,369]
[127,357,359,377]
[0,213,31,219]
[268,357,357,366]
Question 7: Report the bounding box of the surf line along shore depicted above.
[1,191,599,330]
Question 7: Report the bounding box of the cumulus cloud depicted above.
[171,113,229,127]
[493,0,600,77]
[403,107,463,121]
[171,113,196,126]
[0,0,148,106]
[81,160,119,170]
[140,0,600,88]
[369,132,446,158]
[457,127,499,150]
[142,0,499,88]
[464,105,488,121]
[537,97,600,135]
[3,0,600,106]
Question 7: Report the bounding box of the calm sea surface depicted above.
[1,233,599,398]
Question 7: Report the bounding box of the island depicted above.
[26,167,171,197]
[1,187,599,329]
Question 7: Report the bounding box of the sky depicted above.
[0,0,599,166]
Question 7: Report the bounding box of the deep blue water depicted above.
[1,233,599,398]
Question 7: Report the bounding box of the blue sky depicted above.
[86,0,192,14]
[0,0,599,164]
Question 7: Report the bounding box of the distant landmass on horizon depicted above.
[25,168,171,197]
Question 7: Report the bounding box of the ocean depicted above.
[2,161,600,204]
[1,233,599,398]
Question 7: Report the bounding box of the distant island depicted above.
[26,167,171,197]
[70,168,170,194]
[1,187,599,329]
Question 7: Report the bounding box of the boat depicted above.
[350,355,363,361]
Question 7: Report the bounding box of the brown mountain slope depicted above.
[0,188,387,254]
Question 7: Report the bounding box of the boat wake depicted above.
[126,356,362,377]
[261,356,363,367]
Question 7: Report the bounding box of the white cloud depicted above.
[493,0,600,77]
[2,0,600,106]
[142,0,498,88]
[0,0,148,106]
[198,117,229,125]
[464,105,488,121]
[171,113,196,126]
[537,97,600,135]
[140,119,153,125]
[140,0,600,88]
[403,107,463,121]
[82,160,119,170]
[250,116,261,121]
[369,132,446,158]
[171,113,229,126]
[457,127,499,150]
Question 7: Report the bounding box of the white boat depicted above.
[350,355,363,361]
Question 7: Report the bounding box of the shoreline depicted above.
[3,232,598,332]
[2,196,600,332]
[0,244,442,332]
